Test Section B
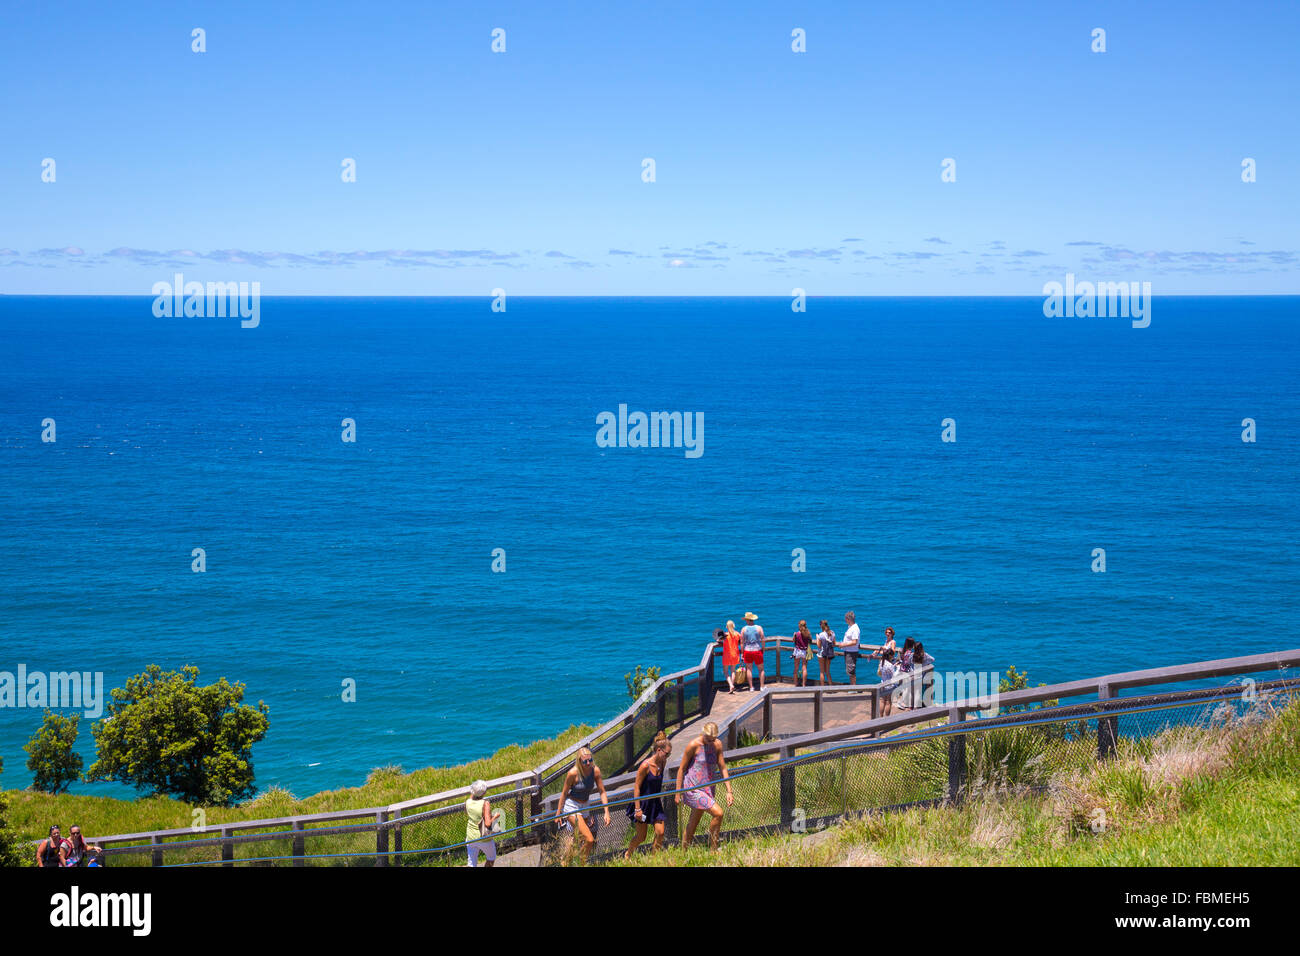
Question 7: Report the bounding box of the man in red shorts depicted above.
[739,611,766,692]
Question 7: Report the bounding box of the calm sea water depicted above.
[1,296,1297,799]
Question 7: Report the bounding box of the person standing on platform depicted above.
[838,611,861,685]
[816,619,836,686]
[739,612,766,692]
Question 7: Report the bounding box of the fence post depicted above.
[292,820,305,867]
[923,667,935,708]
[870,687,879,722]
[375,810,389,867]
[150,834,163,868]
[779,746,797,829]
[702,656,714,716]
[220,828,233,867]
[623,713,635,769]
[393,811,403,867]
[813,689,823,732]
[677,680,686,729]
[946,708,966,803]
[1097,682,1118,760]
[514,789,525,843]
[657,691,666,733]
[774,642,782,683]
[727,721,738,750]
[529,771,543,825]
[763,692,772,738]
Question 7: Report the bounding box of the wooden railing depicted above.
[535,647,1300,817]
[89,643,1300,865]
[90,638,720,865]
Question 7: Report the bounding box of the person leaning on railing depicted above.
[896,638,918,708]
[59,825,102,868]
[898,642,935,711]
[899,637,916,670]
[877,649,902,717]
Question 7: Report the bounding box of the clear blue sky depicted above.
[1,0,1296,294]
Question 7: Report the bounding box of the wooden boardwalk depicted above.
[670,679,881,748]
[670,684,755,745]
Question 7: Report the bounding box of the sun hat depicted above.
[744,611,758,621]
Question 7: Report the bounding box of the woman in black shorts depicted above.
[624,731,672,859]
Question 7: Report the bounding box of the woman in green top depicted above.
[465,779,503,867]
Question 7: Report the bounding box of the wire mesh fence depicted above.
[537,675,1300,864]
[121,672,1297,867]
[536,674,706,802]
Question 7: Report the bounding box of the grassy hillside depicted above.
[4,724,595,849]
[609,696,1300,867]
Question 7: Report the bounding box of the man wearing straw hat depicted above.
[739,611,765,692]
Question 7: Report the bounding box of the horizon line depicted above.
[3,292,1298,299]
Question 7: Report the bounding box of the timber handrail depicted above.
[83,643,1300,858]
[536,647,1300,811]
[708,647,1300,764]
[89,637,721,850]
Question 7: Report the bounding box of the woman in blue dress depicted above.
[624,732,673,859]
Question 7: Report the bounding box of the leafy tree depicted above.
[86,665,269,806]
[998,664,1058,712]
[997,665,1086,742]
[24,710,84,794]
[0,756,25,867]
[625,664,661,701]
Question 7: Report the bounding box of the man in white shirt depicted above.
[837,611,861,685]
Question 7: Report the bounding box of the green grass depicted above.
[607,696,1300,867]
[3,723,596,864]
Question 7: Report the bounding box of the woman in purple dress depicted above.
[674,722,733,850]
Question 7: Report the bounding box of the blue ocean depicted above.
[1,296,1297,799]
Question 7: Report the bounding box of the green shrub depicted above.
[86,665,269,807]
[966,725,1052,793]
[0,756,25,867]
[24,711,84,794]
[365,765,405,786]
[625,665,661,701]
[795,759,843,818]
[1228,693,1300,777]
[998,665,1059,712]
